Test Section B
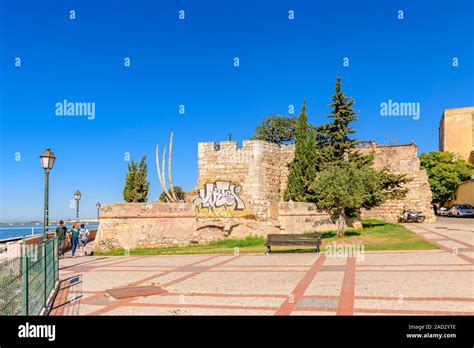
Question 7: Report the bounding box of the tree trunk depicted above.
[337,208,346,237]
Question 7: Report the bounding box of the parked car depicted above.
[448,204,474,217]
[437,207,450,216]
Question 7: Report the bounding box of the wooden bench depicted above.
[266,233,322,253]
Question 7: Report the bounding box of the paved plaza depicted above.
[50,218,473,316]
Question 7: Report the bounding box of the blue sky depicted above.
[0,0,473,221]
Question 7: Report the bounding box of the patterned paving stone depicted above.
[51,221,474,316]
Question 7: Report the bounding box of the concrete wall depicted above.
[446,179,474,207]
[439,106,474,164]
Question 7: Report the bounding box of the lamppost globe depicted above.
[40,149,55,240]
[74,190,81,226]
[96,202,101,224]
[74,190,81,201]
[40,148,56,170]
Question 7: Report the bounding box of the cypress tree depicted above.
[284,99,317,202]
[135,156,150,202]
[123,155,150,203]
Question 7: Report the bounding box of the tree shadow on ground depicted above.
[321,230,362,239]
[362,220,389,228]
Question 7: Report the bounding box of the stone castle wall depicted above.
[357,143,435,223]
[197,140,294,218]
[95,203,198,250]
[196,140,434,223]
[93,201,338,252]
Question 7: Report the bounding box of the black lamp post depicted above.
[74,190,81,225]
[96,202,101,223]
[40,149,56,240]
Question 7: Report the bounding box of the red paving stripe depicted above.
[223,265,313,268]
[357,269,472,272]
[122,302,279,312]
[205,269,305,273]
[98,264,312,268]
[356,263,472,267]
[50,277,82,316]
[415,225,474,248]
[275,255,326,316]
[86,269,168,273]
[354,295,474,302]
[354,308,474,316]
[168,292,289,299]
[50,279,71,316]
[293,307,339,313]
[88,298,136,315]
[336,257,356,316]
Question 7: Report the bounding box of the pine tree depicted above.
[284,99,317,202]
[123,156,150,203]
[316,77,372,170]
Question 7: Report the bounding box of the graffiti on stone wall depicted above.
[193,181,245,210]
[98,238,120,251]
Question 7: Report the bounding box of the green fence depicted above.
[0,236,59,316]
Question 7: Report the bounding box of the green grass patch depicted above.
[94,220,438,256]
[316,219,438,251]
[207,235,265,248]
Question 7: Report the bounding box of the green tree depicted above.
[284,99,317,202]
[123,156,150,203]
[159,186,186,202]
[251,115,297,144]
[419,151,472,204]
[311,163,408,237]
[315,77,372,171]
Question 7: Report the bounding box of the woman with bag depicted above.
[69,223,80,258]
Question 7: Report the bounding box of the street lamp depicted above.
[74,190,81,225]
[40,149,56,240]
[96,202,101,223]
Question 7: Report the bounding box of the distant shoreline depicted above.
[0,220,98,225]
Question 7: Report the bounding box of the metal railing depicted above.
[0,236,58,316]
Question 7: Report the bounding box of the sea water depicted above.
[0,223,98,240]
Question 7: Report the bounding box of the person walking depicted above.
[78,223,90,256]
[55,220,68,259]
[69,223,80,258]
